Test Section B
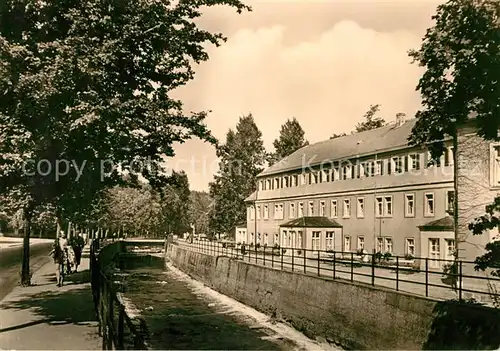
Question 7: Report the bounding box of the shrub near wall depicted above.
[166,244,500,350]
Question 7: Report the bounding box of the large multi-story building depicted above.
[244,117,497,268]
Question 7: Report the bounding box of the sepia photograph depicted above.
[0,0,499,350]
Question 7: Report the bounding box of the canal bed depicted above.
[116,257,340,350]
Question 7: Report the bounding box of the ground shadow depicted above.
[423,299,500,350]
[65,270,91,285]
[1,286,97,328]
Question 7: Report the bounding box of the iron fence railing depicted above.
[174,239,500,305]
[90,240,148,350]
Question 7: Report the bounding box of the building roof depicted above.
[280,216,343,228]
[260,119,418,177]
[418,216,454,231]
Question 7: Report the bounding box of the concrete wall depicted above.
[166,244,500,350]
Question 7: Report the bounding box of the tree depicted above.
[330,133,347,139]
[268,118,308,166]
[188,191,212,235]
[209,114,266,236]
[408,0,500,266]
[354,104,386,133]
[0,0,250,285]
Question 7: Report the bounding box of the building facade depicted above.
[245,119,498,266]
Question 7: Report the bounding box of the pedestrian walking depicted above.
[70,232,85,272]
[49,231,68,287]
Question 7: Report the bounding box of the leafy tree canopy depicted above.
[268,117,308,166]
[354,104,386,133]
[0,0,250,223]
[407,0,500,159]
[209,114,266,235]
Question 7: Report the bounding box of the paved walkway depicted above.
[0,253,101,350]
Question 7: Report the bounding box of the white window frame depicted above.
[384,237,393,253]
[282,176,288,188]
[266,179,271,190]
[298,202,304,217]
[289,203,295,219]
[357,197,365,218]
[331,200,338,218]
[445,238,455,261]
[343,236,351,252]
[343,199,351,218]
[375,160,382,176]
[357,236,365,250]
[384,196,393,217]
[424,192,435,217]
[319,200,326,217]
[263,204,269,219]
[409,153,420,171]
[312,231,321,251]
[406,238,415,256]
[325,231,334,251]
[300,173,307,186]
[446,190,455,213]
[256,205,261,220]
[274,203,284,220]
[405,193,415,217]
[375,197,383,217]
[308,201,314,216]
[376,237,384,253]
[392,156,403,174]
[333,167,339,181]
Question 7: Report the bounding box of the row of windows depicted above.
[250,191,454,220]
[247,231,455,259]
[259,148,455,191]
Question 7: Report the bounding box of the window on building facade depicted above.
[289,203,295,218]
[425,193,435,216]
[357,198,365,218]
[320,200,326,216]
[257,232,261,244]
[333,167,339,181]
[357,236,365,250]
[360,162,366,177]
[445,239,455,261]
[392,156,403,174]
[264,205,269,219]
[266,179,272,190]
[375,160,383,176]
[283,176,289,188]
[298,202,304,217]
[274,233,279,245]
[296,231,303,248]
[331,200,338,218]
[384,237,393,253]
[384,196,393,216]
[282,231,287,247]
[446,190,455,215]
[264,233,268,245]
[409,154,420,170]
[343,199,351,218]
[343,164,352,180]
[274,178,280,189]
[256,205,261,219]
[308,201,314,216]
[406,238,415,256]
[325,232,334,251]
[312,231,321,251]
[344,236,351,252]
[405,194,415,217]
[292,174,298,187]
[377,237,384,253]
[375,197,383,217]
[259,180,264,191]
[274,204,284,220]
[300,173,307,186]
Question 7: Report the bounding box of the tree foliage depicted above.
[409,0,500,275]
[267,117,308,166]
[209,114,266,235]
[0,0,250,223]
[354,104,386,133]
[408,0,500,159]
[330,132,347,139]
[188,190,212,235]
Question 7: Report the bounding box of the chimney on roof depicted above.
[395,113,407,127]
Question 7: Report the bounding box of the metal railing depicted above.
[175,239,500,305]
[90,240,148,350]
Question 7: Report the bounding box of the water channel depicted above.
[113,254,340,350]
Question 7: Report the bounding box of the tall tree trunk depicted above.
[67,221,72,238]
[453,130,459,261]
[21,203,34,286]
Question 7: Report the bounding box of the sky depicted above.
[168,0,444,192]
